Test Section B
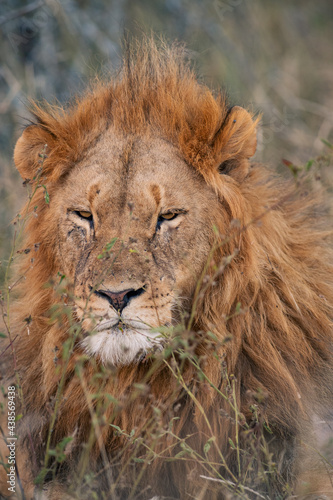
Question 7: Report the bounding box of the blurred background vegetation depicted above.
[0,0,333,259]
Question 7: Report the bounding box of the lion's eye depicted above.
[156,212,180,231]
[75,210,93,223]
[160,212,178,221]
[78,211,92,218]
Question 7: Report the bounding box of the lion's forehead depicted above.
[63,133,208,217]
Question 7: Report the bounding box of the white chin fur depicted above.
[81,328,163,366]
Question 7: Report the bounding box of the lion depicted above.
[1,39,333,500]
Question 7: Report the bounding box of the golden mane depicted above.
[3,38,333,499]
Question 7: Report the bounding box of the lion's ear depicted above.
[212,106,259,181]
[14,125,52,181]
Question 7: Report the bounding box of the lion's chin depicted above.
[80,328,164,366]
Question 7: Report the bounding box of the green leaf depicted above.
[110,424,123,434]
[98,237,118,259]
[173,450,189,459]
[58,436,73,449]
[180,442,192,452]
[0,333,7,339]
[321,138,333,150]
[282,159,300,178]
[105,238,118,251]
[264,422,273,434]
[34,468,52,485]
[305,159,314,171]
[105,394,119,404]
[57,272,66,285]
[207,331,218,342]
[228,438,236,449]
[204,436,215,455]
[42,185,50,204]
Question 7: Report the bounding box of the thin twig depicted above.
[200,475,268,499]
[0,335,18,359]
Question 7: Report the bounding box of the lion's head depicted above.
[2,40,333,499]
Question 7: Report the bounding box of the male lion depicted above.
[1,39,333,500]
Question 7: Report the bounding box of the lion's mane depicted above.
[3,39,333,499]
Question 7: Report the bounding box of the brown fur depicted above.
[1,39,333,499]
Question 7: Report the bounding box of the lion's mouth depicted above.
[94,318,152,334]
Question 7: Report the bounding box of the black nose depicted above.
[95,287,145,313]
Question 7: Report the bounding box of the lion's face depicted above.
[53,132,219,365]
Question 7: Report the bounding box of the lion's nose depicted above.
[95,287,145,313]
